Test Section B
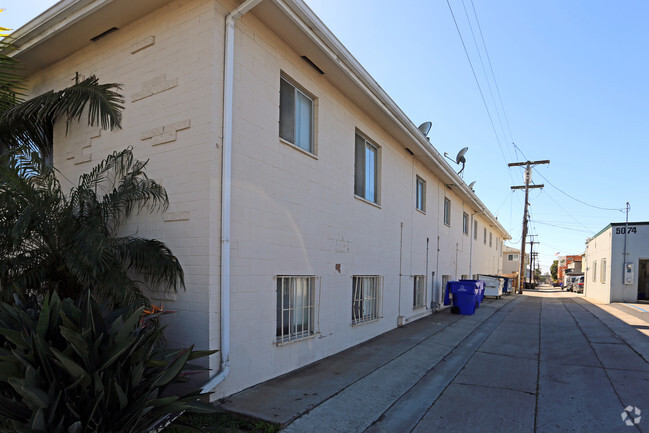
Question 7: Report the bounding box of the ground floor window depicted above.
[276,276,315,343]
[442,274,452,302]
[413,275,425,309]
[352,276,382,325]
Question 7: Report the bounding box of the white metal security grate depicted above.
[276,276,315,343]
[413,275,425,309]
[352,276,382,325]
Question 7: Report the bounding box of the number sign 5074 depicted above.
[616,226,637,234]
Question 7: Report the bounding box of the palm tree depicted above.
[0,147,184,306]
[0,74,123,165]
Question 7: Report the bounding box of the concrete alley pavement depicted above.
[218,288,649,432]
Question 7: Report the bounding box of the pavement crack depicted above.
[454,381,536,396]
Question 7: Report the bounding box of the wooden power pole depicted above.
[509,160,549,294]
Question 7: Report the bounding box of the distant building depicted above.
[502,245,526,275]
[558,255,583,282]
[584,222,649,303]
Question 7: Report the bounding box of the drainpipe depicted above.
[201,0,264,395]
[468,210,484,278]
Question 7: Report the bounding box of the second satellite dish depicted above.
[456,147,468,176]
[418,121,432,137]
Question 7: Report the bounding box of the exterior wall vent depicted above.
[301,56,324,74]
[91,27,119,42]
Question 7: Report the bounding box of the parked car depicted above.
[575,276,584,293]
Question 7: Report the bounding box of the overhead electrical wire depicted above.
[533,221,596,234]
[539,189,594,234]
[459,0,512,161]
[445,0,512,181]
[532,168,624,212]
[467,0,515,154]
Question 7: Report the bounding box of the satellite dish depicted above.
[456,147,468,164]
[456,147,468,176]
[418,121,432,137]
[469,181,476,190]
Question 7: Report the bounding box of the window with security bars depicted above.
[352,276,382,325]
[276,276,315,343]
[413,275,425,309]
[442,274,452,303]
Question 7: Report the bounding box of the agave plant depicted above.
[0,147,184,306]
[0,291,215,433]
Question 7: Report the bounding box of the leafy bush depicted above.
[0,291,215,432]
[0,148,184,306]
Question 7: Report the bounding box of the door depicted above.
[639,260,649,301]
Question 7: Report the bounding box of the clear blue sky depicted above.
[5,0,648,273]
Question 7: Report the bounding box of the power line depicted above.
[533,220,595,234]
[512,142,622,212]
[469,0,515,147]
[445,0,511,178]
[533,167,624,212]
[460,0,511,160]
[540,189,594,234]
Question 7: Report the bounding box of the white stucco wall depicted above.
[21,0,508,398]
[584,227,613,303]
[585,223,649,303]
[220,7,506,396]
[25,0,226,372]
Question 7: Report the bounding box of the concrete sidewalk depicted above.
[217,289,649,432]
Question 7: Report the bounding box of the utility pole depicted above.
[509,160,549,294]
[528,235,538,287]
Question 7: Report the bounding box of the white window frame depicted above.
[473,220,478,240]
[592,261,597,282]
[276,275,316,344]
[463,212,469,235]
[279,76,315,154]
[413,275,425,309]
[354,132,380,204]
[352,275,382,325]
[489,232,493,247]
[416,176,426,212]
[483,228,487,244]
[600,258,607,283]
[443,197,451,226]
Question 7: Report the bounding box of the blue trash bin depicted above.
[460,279,485,306]
[445,281,478,315]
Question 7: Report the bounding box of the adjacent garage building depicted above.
[584,222,649,303]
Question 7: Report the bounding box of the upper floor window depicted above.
[354,132,379,204]
[473,220,478,240]
[463,212,469,235]
[416,176,426,212]
[443,198,451,226]
[483,228,487,244]
[600,258,607,283]
[489,232,493,247]
[279,76,314,153]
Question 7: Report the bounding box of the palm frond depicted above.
[0,74,123,158]
[111,236,185,293]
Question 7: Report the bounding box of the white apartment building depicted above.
[584,222,649,303]
[502,244,523,275]
[11,0,510,398]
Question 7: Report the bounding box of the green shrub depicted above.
[0,291,215,432]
